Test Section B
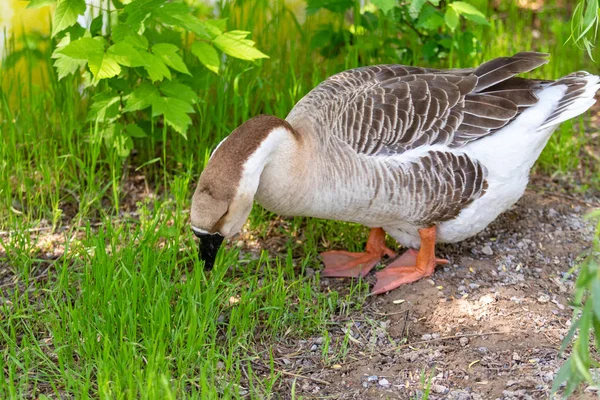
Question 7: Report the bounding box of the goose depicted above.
[191,52,600,295]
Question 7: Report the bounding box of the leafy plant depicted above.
[552,210,600,397]
[569,0,599,59]
[29,0,268,157]
[306,0,489,65]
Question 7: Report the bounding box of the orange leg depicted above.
[372,226,449,295]
[320,228,396,278]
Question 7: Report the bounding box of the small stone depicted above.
[314,336,324,344]
[378,378,390,387]
[469,283,479,289]
[367,375,379,382]
[432,384,449,394]
[421,333,433,341]
[459,337,469,347]
[447,390,472,400]
[431,333,441,340]
[481,245,493,256]
[310,344,318,351]
[362,381,368,388]
[538,294,550,303]
[512,352,521,361]
[332,364,342,370]
[282,358,291,365]
[426,279,436,286]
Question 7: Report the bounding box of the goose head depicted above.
[191,115,300,269]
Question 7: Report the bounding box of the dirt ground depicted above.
[2,174,599,399]
[263,175,600,400]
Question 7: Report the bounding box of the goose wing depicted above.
[286,52,549,156]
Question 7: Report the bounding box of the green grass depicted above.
[1,0,599,398]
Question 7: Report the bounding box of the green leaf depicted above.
[409,0,427,19]
[306,0,354,15]
[51,34,86,79]
[111,0,124,9]
[111,23,136,42]
[107,42,145,67]
[123,34,149,50]
[59,36,119,80]
[52,0,86,37]
[428,0,440,5]
[592,278,600,321]
[206,19,228,32]
[213,32,269,61]
[152,43,190,75]
[87,93,121,122]
[225,30,250,40]
[160,81,198,104]
[416,4,445,30]
[371,0,397,14]
[123,0,159,31]
[140,52,171,82]
[444,7,459,31]
[450,1,489,25]
[551,358,576,396]
[27,0,56,9]
[90,15,103,36]
[152,96,194,137]
[59,37,103,60]
[170,14,220,40]
[88,52,121,81]
[191,42,220,74]
[124,123,147,138]
[103,124,133,158]
[124,83,159,112]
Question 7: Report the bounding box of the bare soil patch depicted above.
[262,176,600,399]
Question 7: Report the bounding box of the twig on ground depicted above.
[251,361,331,385]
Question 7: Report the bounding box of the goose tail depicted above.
[538,72,600,130]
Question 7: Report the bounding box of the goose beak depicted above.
[192,227,224,270]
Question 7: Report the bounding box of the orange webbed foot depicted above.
[320,228,395,278]
[372,227,449,295]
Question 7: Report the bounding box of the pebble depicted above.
[310,344,318,351]
[481,245,494,256]
[367,375,378,382]
[422,333,441,341]
[447,390,473,400]
[537,294,550,303]
[432,384,449,394]
[378,378,390,387]
[459,336,469,347]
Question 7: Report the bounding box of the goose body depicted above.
[192,52,599,293]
